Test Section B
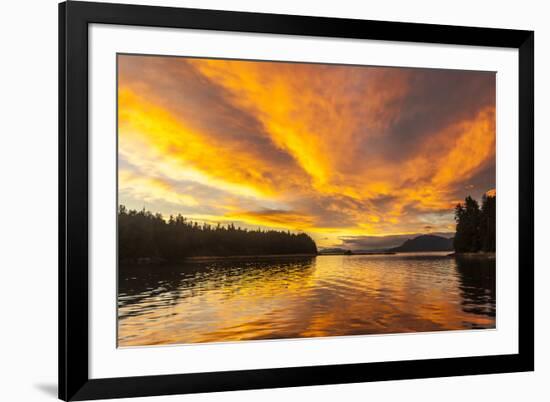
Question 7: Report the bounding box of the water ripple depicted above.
[118,253,495,346]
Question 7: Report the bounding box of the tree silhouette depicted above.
[453,194,495,253]
[118,205,318,262]
[479,194,496,252]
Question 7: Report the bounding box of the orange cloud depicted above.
[224,210,316,230]
[188,59,409,193]
[118,87,306,200]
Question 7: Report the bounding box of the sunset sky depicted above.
[117,54,496,249]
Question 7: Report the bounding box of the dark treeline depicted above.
[453,194,496,253]
[118,205,318,261]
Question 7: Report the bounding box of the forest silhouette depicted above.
[118,205,318,262]
[453,194,496,253]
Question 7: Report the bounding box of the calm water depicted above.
[118,253,495,346]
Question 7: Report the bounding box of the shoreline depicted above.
[183,253,318,262]
[318,251,396,256]
[447,252,496,259]
[122,250,496,265]
[123,253,319,265]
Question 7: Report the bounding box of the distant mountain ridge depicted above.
[388,234,454,252]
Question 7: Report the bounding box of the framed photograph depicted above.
[59,1,534,400]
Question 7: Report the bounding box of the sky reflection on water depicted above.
[118,253,495,346]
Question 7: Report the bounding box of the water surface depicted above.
[118,253,495,346]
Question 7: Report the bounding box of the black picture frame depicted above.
[59,1,534,400]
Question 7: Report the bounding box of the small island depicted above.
[118,205,318,264]
[388,234,454,253]
[318,247,395,256]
